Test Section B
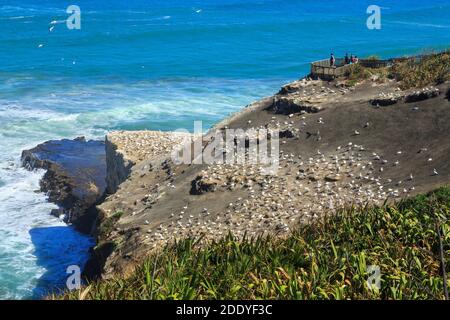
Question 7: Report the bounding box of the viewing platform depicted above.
[310,57,392,80]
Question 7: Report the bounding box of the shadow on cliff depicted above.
[29,226,94,299]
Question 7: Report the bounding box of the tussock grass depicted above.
[344,64,372,84]
[56,187,449,300]
[343,50,450,88]
[390,51,450,89]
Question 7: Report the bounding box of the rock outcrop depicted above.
[370,92,404,106]
[370,87,440,106]
[21,137,106,234]
[405,87,440,103]
[105,131,193,194]
[271,96,322,114]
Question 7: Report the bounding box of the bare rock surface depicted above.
[21,137,106,234]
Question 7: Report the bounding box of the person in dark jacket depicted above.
[330,53,336,67]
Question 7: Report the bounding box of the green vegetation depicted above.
[343,62,389,86]
[56,187,449,300]
[390,51,450,89]
[342,50,450,88]
[344,63,372,84]
[98,211,124,239]
[366,55,380,61]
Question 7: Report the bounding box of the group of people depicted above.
[329,53,358,67]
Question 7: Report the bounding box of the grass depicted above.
[54,187,450,300]
[343,62,389,86]
[342,50,450,88]
[344,63,372,84]
[389,51,450,89]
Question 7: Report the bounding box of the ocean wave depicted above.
[0,165,92,299]
[388,20,450,29]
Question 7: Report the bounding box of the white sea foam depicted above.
[0,163,93,299]
[0,77,279,298]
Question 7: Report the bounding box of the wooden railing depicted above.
[310,50,448,80]
[310,57,392,79]
[310,59,352,79]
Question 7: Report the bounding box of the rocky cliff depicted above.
[21,137,106,234]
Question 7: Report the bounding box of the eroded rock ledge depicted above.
[21,137,106,234]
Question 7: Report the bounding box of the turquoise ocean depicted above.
[0,0,449,299]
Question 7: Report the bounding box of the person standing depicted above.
[330,53,336,67]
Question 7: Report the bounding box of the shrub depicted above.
[389,52,450,89]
